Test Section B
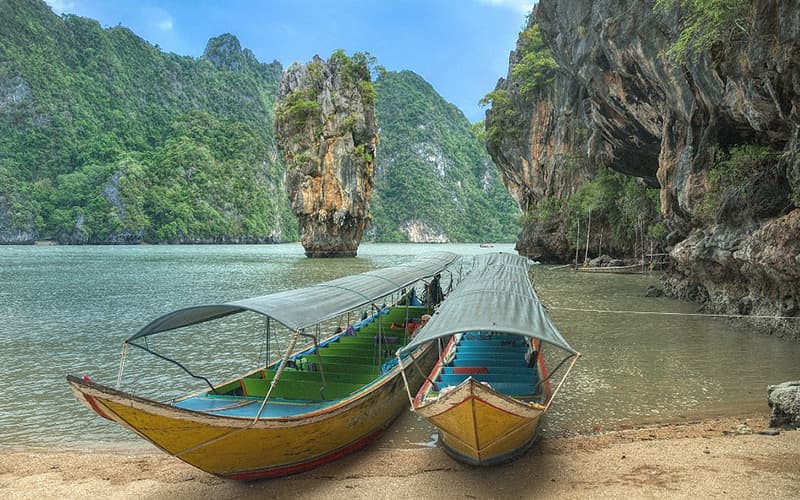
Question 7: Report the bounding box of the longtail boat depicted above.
[67,252,458,479]
[397,252,579,466]
[576,263,644,274]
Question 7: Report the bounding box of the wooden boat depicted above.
[397,253,579,466]
[576,263,643,274]
[67,252,457,479]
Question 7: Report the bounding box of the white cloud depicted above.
[157,18,174,31]
[474,0,536,14]
[45,0,77,15]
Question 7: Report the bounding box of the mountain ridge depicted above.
[0,0,518,244]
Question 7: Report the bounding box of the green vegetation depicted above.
[328,49,378,106]
[525,167,664,257]
[509,24,559,97]
[0,1,518,244]
[698,144,785,224]
[480,18,558,154]
[655,0,752,63]
[0,0,296,242]
[372,71,519,242]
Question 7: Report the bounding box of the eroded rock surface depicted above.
[486,0,799,337]
[275,53,377,257]
[768,381,800,428]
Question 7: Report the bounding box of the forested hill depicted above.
[0,0,518,244]
[0,0,296,243]
[372,70,518,242]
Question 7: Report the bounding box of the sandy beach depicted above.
[1,412,797,499]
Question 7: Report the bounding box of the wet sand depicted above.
[1,412,798,499]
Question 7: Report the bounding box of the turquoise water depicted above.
[1,243,798,450]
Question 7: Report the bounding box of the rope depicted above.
[115,343,128,389]
[547,306,800,320]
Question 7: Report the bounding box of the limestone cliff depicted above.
[487,0,799,337]
[275,52,378,257]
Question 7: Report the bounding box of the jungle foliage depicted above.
[372,71,519,243]
[1,0,520,244]
[0,0,296,242]
[480,18,558,154]
[523,167,664,259]
[698,144,789,225]
[655,0,752,63]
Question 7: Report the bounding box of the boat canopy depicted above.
[127,252,458,342]
[398,253,577,355]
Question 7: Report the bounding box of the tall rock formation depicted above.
[484,21,596,261]
[487,0,799,338]
[275,52,378,257]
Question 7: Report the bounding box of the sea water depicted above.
[1,243,798,450]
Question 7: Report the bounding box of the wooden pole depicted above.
[584,208,591,265]
[574,219,580,269]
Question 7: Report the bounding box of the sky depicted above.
[44,0,535,123]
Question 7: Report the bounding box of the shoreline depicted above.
[1,411,797,499]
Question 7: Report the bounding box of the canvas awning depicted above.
[398,252,576,354]
[127,251,459,341]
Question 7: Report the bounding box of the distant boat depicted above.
[67,252,457,479]
[479,243,494,248]
[576,263,643,274]
[397,253,579,465]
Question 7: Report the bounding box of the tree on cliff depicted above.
[274,50,378,257]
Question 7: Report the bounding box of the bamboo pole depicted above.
[584,209,591,264]
[574,219,580,269]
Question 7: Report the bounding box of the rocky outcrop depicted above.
[275,53,377,257]
[202,33,258,71]
[398,219,449,243]
[488,0,799,337]
[485,53,593,258]
[768,381,800,428]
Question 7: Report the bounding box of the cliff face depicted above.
[488,0,799,337]
[275,53,378,257]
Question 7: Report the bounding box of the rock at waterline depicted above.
[767,381,800,428]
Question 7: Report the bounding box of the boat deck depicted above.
[170,305,428,418]
[433,333,542,399]
[172,394,329,418]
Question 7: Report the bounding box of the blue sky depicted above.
[44,0,535,123]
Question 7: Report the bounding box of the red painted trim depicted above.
[452,366,488,375]
[414,336,455,407]
[84,394,115,421]
[432,382,533,420]
[223,426,387,480]
[534,339,553,399]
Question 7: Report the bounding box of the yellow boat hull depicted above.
[67,343,435,479]
[415,378,545,466]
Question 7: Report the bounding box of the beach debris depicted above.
[735,424,754,435]
[757,429,781,436]
[767,380,800,428]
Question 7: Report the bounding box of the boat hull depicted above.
[67,342,435,479]
[576,264,643,274]
[415,378,545,466]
